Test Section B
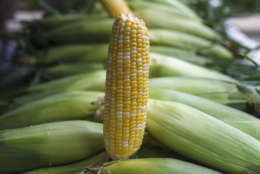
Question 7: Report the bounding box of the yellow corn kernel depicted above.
[99,0,132,18]
[104,13,150,160]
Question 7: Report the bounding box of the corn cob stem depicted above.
[99,0,132,18]
[104,13,150,160]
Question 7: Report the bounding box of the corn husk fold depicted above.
[0,91,104,130]
[147,99,260,174]
[0,121,104,174]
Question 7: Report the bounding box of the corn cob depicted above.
[0,91,104,130]
[150,77,246,104]
[100,158,222,174]
[150,29,233,60]
[44,63,104,78]
[150,46,212,65]
[0,120,104,174]
[99,0,132,18]
[150,53,235,82]
[103,14,150,159]
[134,8,220,41]
[36,44,108,64]
[22,152,109,174]
[147,99,260,174]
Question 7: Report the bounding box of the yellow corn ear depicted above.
[103,13,150,160]
[99,0,132,18]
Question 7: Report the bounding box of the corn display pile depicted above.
[1,0,260,174]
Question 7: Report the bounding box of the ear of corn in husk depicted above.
[150,77,246,104]
[15,70,106,104]
[103,13,150,159]
[226,121,260,140]
[0,120,104,174]
[150,88,256,121]
[149,29,233,59]
[100,158,222,174]
[44,63,104,78]
[30,14,108,29]
[150,53,235,81]
[150,46,213,66]
[36,44,108,64]
[150,88,260,140]
[43,19,113,44]
[22,152,109,174]
[147,99,260,174]
[132,7,220,41]
[128,0,200,22]
[136,0,201,22]
[0,91,104,130]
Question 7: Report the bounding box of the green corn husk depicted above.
[226,121,260,140]
[134,8,220,41]
[43,19,113,44]
[15,70,106,104]
[29,70,105,93]
[150,88,260,140]
[100,158,222,174]
[147,99,260,174]
[137,0,201,22]
[150,46,212,66]
[30,14,108,29]
[22,152,109,174]
[44,63,104,78]
[42,50,211,78]
[128,0,201,22]
[150,29,233,60]
[150,53,235,82]
[35,44,108,64]
[150,88,255,120]
[0,120,104,174]
[0,91,104,130]
[17,60,236,105]
[36,44,211,66]
[150,78,247,104]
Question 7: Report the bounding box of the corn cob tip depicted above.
[104,13,150,160]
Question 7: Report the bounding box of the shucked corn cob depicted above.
[103,14,150,159]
